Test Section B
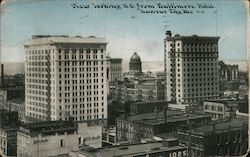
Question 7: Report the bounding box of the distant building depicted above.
[8,99,25,122]
[116,109,211,143]
[129,52,142,75]
[129,101,168,115]
[17,121,102,157]
[102,126,117,146]
[178,118,248,157]
[203,100,237,120]
[24,35,108,123]
[123,52,142,79]
[0,87,25,109]
[219,61,239,81]
[164,31,220,104]
[112,77,165,103]
[69,141,187,157]
[0,110,20,157]
[107,57,122,83]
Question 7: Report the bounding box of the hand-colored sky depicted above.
[0,0,248,62]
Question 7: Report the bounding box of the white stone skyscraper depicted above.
[164,31,220,104]
[25,35,108,123]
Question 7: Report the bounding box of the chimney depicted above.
[164,106,167,123]
[165,30,172,37]
[1,64,4,88]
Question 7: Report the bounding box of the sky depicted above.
[0,0,248,62]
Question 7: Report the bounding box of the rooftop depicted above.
[20,121,77,137]
[25,35,107,46]
[121,109,210,126]
[186,117,248,135]
[78,142,186,157]
[165,31,220,41]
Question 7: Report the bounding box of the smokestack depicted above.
[1,64,4,88]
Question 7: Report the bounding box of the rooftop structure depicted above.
[70,142,187,157]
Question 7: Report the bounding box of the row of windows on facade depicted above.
[26,48,104,56]
[58,82,104,89]
[208,113,224,119]
[204,105,223,111]
[60,79,104,85]
[27,112,48,120]
[58,49,104,54]
[173,78,218,84]
[174,87,218,93]
[27,107,47,114]
[59,102,104,109]
[171,62,217,68]
[59,108,105,116]
[60,86,103,92]
[59,61,104,66]
[180,97,218,103]
[174,72,218,81]
[26,60,105,68]
[59,72,103,79]
[58,54,104,60]
[61,114,105,121]
[174,92,218,98]
[171,42,217,47]
[59,66,104,73]
[59,93,104,100]
[172,71,218,77]
[168,52,218,57]
[26,101,105,111]
[173,47,218,52]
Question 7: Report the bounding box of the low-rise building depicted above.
[178,117,248,157]
[203,100,237,120]
[69,141,188,157]
[0,110,20,157]
[116,109,211,144]
[17,121,102,157]
[219,61,239,81]
[130,101,168,115]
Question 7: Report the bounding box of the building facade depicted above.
[108,58,122,83]
[219,61,239,81]
[24,35,108,122]
[0,110,20,157]
[178,118,248,157]
[129,52,142,75]
[116,109,211,143]
[203,100,237,120]
[17,121,102,157]
[164,31,220,104]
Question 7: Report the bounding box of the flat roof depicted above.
[25,35,107,46]
[120,109,210,126]
[20,121,77,136]
[182,117,248,135]
[79,142,186,157]
[165,35,220,41]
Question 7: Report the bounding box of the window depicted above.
[60,139,64,147]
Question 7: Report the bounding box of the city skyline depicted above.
[1,0,248,62]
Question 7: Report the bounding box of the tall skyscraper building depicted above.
[107,57,122,83]
[164,31,220,104]
[24,35,108,122]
